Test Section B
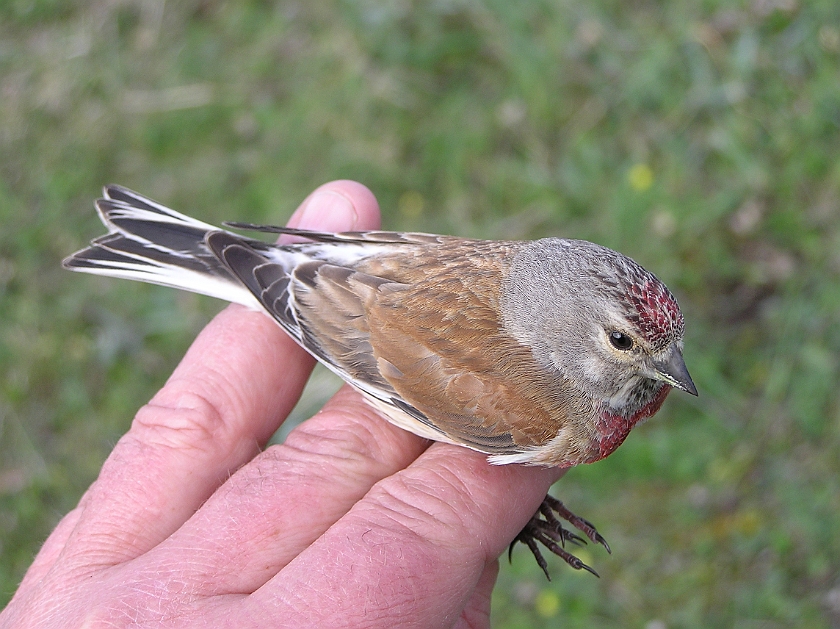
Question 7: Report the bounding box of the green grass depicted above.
[2,0,840,625]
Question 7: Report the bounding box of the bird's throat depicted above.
[594,384,672,460]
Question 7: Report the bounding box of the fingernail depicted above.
[297,190,358,231]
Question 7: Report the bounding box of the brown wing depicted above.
[289,261,401,396]
[355,244,592,455]
[295,239,598,456]
[212,231,594,459]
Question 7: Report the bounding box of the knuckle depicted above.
[130,387,230,457]
[368,467,474,542]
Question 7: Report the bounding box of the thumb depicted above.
[287,180,380,233]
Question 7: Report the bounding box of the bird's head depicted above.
[501,238,696,419]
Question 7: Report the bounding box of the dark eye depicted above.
[609,331,634,351]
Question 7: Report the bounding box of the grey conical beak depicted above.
[653,345,698,396]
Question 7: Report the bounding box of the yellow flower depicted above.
[398,190,425,218]
[628,163,654,192]
[535,589,561,618]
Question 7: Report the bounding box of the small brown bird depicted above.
[64,185,697,577]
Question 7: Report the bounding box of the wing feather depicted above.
[210,233,588,457]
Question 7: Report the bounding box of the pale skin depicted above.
[1,181,564,629]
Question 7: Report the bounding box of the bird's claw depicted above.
[509,495,610,580]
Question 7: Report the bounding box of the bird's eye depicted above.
[609,331,634,351]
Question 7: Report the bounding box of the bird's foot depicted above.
[509,494,611,580]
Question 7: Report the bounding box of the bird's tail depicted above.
[62,185,261,309]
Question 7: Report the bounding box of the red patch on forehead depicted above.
[627,278,683,350]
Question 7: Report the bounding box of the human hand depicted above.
[1,181,563,629]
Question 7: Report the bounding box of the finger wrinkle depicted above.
[159,369,245,426]
[314,393,432,465]
[274,526,449,628]
[256,440,360,491]
[359,472,476,558]
[281,420,399,474]
[209,444,337,504]
[71,566,203,628]
[278,394,428,476]
[133,390,237,459]
[61,525,156,573]
[207,440,373,527]
[355,459,513,567]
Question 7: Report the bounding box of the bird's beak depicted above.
[652,345,698,396]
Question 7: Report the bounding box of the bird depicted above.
[63,184,697,577]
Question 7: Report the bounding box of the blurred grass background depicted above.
[1,0,839,626]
